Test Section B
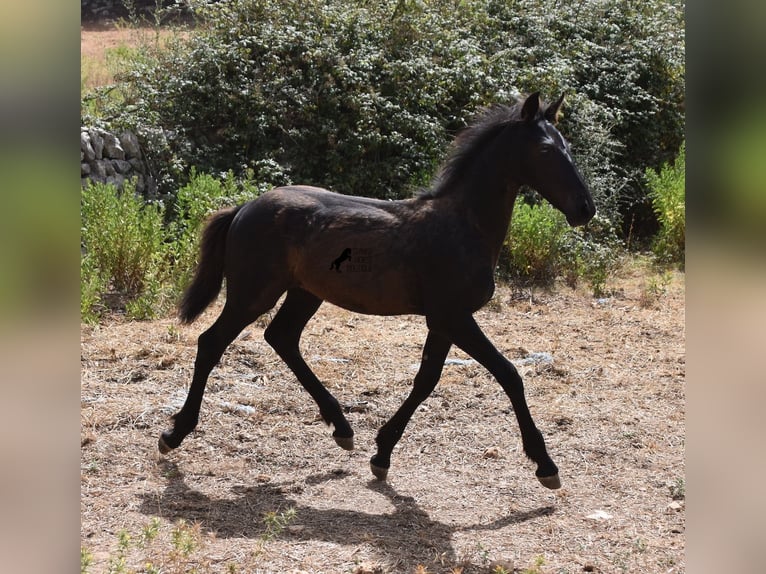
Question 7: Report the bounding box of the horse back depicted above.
[225,186,495,315]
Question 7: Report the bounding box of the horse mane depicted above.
[419,99,529,199]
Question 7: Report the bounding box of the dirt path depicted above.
[81,265,685,573]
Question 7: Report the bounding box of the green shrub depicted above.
[501,200,571,285]
[97,0,499,199]
[562,214,623,297]
[645,142,685,267]
[81,179,170,321]
[80,172,264,322]
[500,200,622,295]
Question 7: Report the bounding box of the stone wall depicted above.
[81,127,157,196]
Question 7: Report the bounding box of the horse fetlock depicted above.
[172,411,198,433]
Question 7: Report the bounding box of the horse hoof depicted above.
[538,473,561,490]
[158,433,175,455]
[333,435,354,451]
[370,462,389,481]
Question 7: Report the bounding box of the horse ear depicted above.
[521,92,541,123]
[544,93,566,124]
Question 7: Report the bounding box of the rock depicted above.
[666,500,684,512]
[119,131,141,158]
[81,131,95,161]
[88,128,104,160]
[515,352,554,366]
[135,174,146,194]
[103,133,125,160]
[106,174,125,189]
[220,401,256,416]
[112,159,133,174]
[128,157,146,174]
[103,160,116,177]
[444,358,477,366]
[81,126,154,191]
[483,447,502,459]
[585,510,613,521]
[90,159,108,180]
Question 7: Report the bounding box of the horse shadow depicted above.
[139,461,555,572]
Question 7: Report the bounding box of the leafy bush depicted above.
[501,200,571,285]
[500,199,622,295]
[97,0,501,199]
[645,142,685,266]
[85,0,684,240]
[563,221,623,297]
[81,179,169,321]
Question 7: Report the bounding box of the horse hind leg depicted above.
[264,288,355,450]
[159,289,282,454]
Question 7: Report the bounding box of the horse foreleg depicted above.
[429,313,560,489]
[370,330,452,480]
[264,288,354,449]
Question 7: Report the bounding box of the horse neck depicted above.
[448,138,521,265]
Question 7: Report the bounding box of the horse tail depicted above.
[178,205,242,324]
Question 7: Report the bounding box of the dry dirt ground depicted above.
[81,263,685,574]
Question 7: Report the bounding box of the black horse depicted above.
[159,93,595,490]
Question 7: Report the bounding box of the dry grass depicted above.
[81,25,187,90]
[81,262,685,573]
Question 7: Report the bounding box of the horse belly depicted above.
[295,246,423,316]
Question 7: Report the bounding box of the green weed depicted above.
[81,179,171,321]
[106,530,131,574]
[646,142,685,268]
[81,546,93,574]
[140,517,162,547]
[522,554,546,574]
[262,507,297,541]
[502,200,571,286]
[639,270,673,308]
[669,477,686,500]
[80,518,240,574]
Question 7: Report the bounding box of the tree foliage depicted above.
[85,0,684,239]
